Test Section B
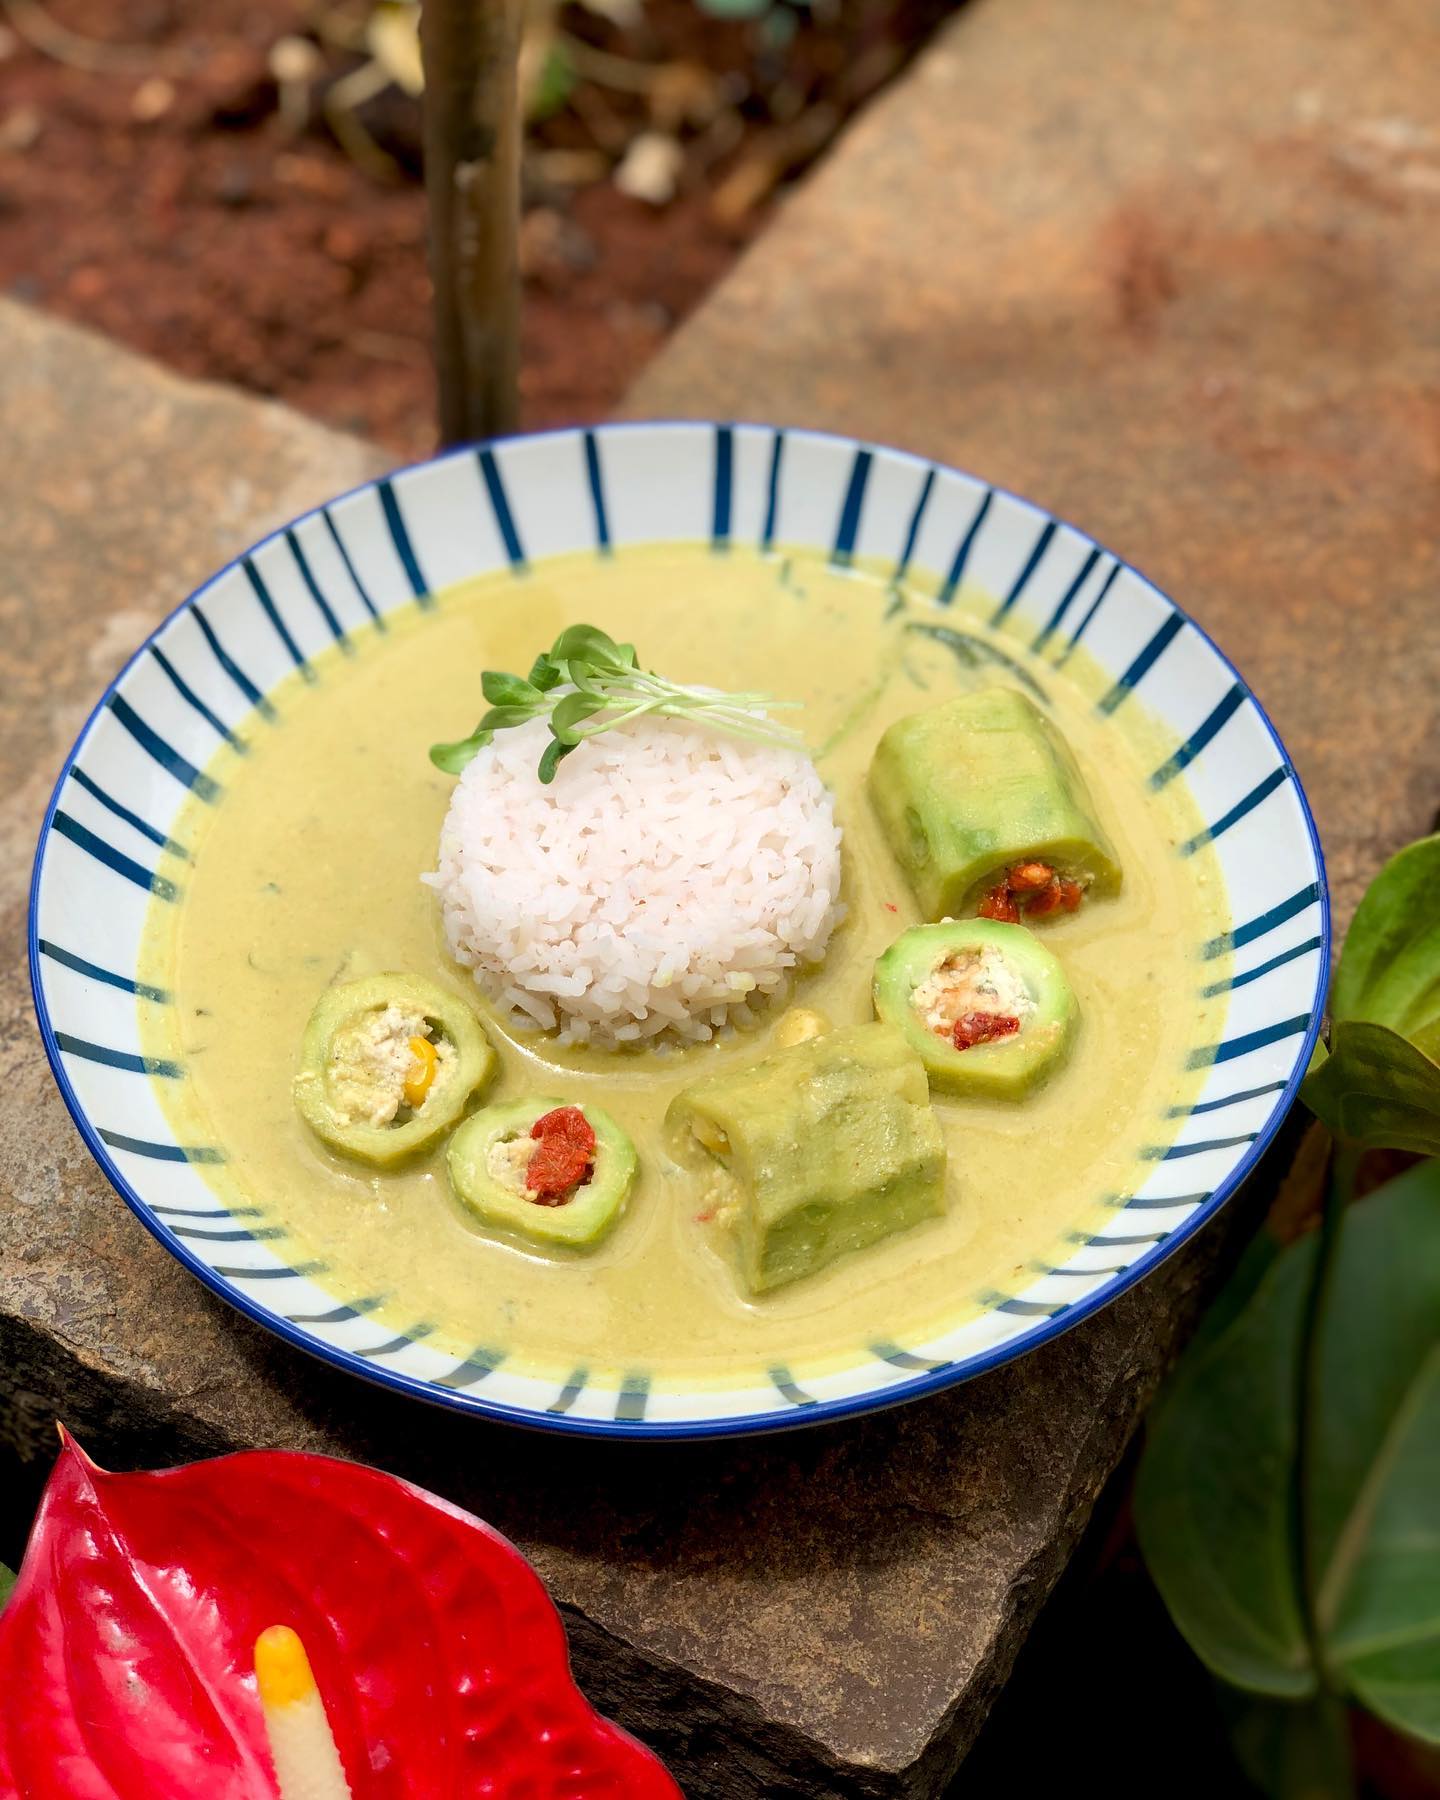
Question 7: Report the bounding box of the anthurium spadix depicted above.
[0,1432,682,1799]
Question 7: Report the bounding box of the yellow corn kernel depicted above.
[774,1007,830,1049]
[402,1035,438,1109]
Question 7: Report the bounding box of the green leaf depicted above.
[550,693,604,744]
[481,670,540,707]
[429,729,492,774]
[1302,1021,1440,1155]
[549,624,629,671]
[1222,1691,1354,1800]
[537,738,574,785]
[1331,835,1440,1042]
[0,1563,14,1612]
[1137,1161,1440,1740]
[526,41,575,123]
[528,653,563,693]
[478,704,541,733]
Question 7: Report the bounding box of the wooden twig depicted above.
[421,0,523,445]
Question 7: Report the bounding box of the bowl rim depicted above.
[27,418,1332,1440]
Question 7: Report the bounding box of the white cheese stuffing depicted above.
[325,1004,452,1128]
[910,948,1035,1040]
[486,1132,538,1195]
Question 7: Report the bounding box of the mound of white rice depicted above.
[425,709,844,1047]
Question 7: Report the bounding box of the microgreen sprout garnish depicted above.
[429,623,806,783]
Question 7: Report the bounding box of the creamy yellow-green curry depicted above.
[138,544,1230,1391]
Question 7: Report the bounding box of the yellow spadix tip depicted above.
[255,1625,317,1710]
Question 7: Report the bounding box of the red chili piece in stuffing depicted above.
[952,1012,1022,1052]
[977,883,1021,924]
[1006,861,1055,893]
[526,1106,597,1205]
[1024,875,1084,917]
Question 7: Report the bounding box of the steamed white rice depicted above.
[425,709,844,1047]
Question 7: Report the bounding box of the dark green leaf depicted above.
[478,704,541,733]
[550,623,629,671]
[550,693,603,744]
[429,729,492,774]
[1302,1021,1440,1155]
[1222,1691,1354,1800]
[1137,1161,1440,1740]
[1331,834,1440,1042]
[537,738,575,785]
[904,621,1049,703]
[0,1563,14,1613]
[528,653,562,692]
[481,670,540,706]
[526,41,575,122]
[558,659,608,700]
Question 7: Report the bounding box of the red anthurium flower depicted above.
[0,1432,682,1799]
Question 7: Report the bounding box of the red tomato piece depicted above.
[977,883,1021,924]
[526,1105,597,1204]
[952,1012,1021,1051]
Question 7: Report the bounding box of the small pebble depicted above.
[613,131,685,206]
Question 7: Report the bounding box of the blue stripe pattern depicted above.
[1150,684,1244,789]
[288,1297,385,1325]
[152,1205,260,1220]
[1182,767,1291,855]
[434,1347,506,1389]
[40,940,169,1003]
[1188,1014,1313,1069]
[583,430,611,551]
[991,518,1057,621]
[213,1261,324,1280]
[548,1368,589,1415]
[151,646,244,750]
[242,557,313,677]
[55,1033,182,1078]
[1171,1080,1287,1117]
[762,431,784,549]
[615,1375,650,1422]
[769,1367,819,1407]
[893,467,935,585]
[939,489,993,603]
[191,604,275,718]
[69,767,185,856]
[711,425,733,549]
[322,511,384,625]
[1097,613,1184,714]
[170,1224,284,1244]
[100,1129,220,1161]
[1205,885,1321,958]
[1123,1192,1207,1211]
[995,1296,1068,1318]
[286,529,351,651]
[871,1341,952,1373]
[477,449,527,569]
[830,448,871,567]
[108,696,219,802]
[1084,1230,1167,1249]
[1031,546,1100,652]
[377,479,429,599]
[52,812,176,900]
[1201,936,1324,999]
[357,1327,433,1359]
[1056,560,1120,663]
[1143,1132,1258,1160]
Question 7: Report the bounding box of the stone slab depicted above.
[628,0,1440,932]
[0,304,1261,1798]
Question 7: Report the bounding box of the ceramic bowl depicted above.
[29,423,1329,1437]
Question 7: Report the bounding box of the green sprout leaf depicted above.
[429,622,805,782]
[1136,1159,1440,1740]
[0,1563,14,1613]
[1302,833,1440,1149]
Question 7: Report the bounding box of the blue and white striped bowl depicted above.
[29,423,1329,1439]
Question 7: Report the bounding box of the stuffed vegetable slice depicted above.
[667,1022,946,1294]
[874,920,1078,1099]
[867,686,1122,921]
[448,1098,637,1250]
[293,973,496,1166]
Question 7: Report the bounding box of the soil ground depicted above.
[0,0,953,455]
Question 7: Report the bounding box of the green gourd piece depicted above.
[666,1022,946,1295]
[873,920,1078,1099]
[867,686,1122,920]
[293,973,496,1166]
[447,1097,638,1250]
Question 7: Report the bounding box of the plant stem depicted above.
[420,0,522,446]
[1294,1137,1362,1700]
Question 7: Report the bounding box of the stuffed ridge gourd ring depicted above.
[293,973,496,1166]
[448,1097,638,1251]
